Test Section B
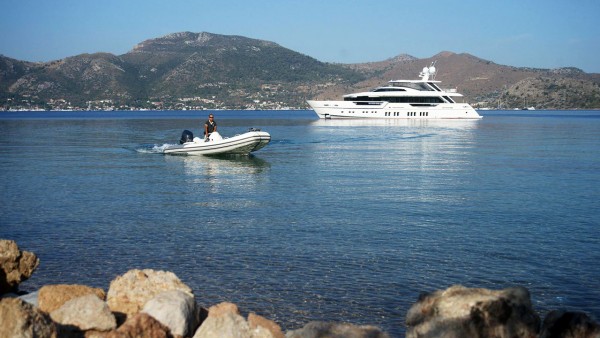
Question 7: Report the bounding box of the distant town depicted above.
[1,96,302,112]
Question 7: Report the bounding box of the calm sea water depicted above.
[1,110,599,336]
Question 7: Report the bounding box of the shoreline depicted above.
[2,239,600,337]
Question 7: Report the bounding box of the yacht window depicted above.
[347,96,444,103]
[373,88,406,92]
[443,96,455,103]
[390,82,434,91]
[354,101,383,105]
[389,96,444,103]
[428,83,443,91]
[347,96,385,104]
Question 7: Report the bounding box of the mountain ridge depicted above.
[2,31,599,110]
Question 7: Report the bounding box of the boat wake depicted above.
[134,143,176,154]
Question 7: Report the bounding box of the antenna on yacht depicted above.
[419,61,437,81]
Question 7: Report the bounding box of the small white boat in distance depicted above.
[163,129,271,156]
[307,62,482,119]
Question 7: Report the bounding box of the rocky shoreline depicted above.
[2,239,599,337]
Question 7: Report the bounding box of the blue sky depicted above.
[2,0,599,73]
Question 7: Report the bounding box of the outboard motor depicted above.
[179,130,194,144]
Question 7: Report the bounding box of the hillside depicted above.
[324,52,600,109]
[1,32,599,110]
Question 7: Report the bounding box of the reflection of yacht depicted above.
[307,62,482,120]
[311,117,480,128]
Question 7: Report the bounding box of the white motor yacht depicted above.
[307,62,481,119]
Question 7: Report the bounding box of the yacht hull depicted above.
[307,100,482,119]
[164,131,271,156]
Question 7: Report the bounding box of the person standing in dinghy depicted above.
[204,114,217,141]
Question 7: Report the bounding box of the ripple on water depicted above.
[4,111,600,337]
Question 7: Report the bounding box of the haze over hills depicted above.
[1,32,599,111]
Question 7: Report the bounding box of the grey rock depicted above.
[540,310,600,338]
[50,294,116,332]
[406,285,540,338]
[142,289,199,337]
[285,321,390,338]
[106,268,193,319]
[193,311,253,338]
[0,297,57,338]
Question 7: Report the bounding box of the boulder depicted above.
[539,310,600,338]
[207,301,240,317]
[0,297,57,338]
[38,284,106,313]
[406,285,540,338]
[50,294,116,332]
[193,302,279,338]
[102,312,174,338]
[142,289,199,337]
[285,321,390,338]
[0,239,40,294]
[193,311,253,338]
[248,312,285,338]
[107,269,193,319]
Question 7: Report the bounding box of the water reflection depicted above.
[305,117,481,207]
[311,118,481,130]
[165,154,271,194]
